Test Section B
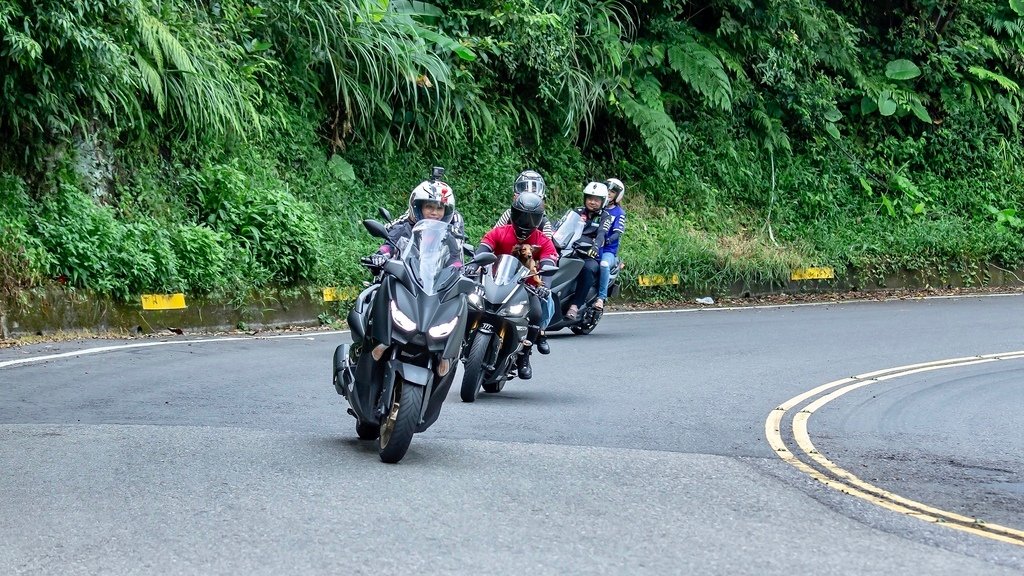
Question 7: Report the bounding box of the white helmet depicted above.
[605,178,624,204]
[409,180,455,223]
[582,181,609,209]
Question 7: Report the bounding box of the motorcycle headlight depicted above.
[428,316,459,338]
[390,300,416,332]
[502,301,528,316]
[468,292,482,307]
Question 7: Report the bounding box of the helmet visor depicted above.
[514,180,545,197]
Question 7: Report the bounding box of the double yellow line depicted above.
[765,352,1024,547]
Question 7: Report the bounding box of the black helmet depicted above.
[510,191,545,240]
[513,170,546,199]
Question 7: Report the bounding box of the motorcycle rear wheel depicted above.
[460,334,490,402]
[571,312,600,335]
[378,378,423,464]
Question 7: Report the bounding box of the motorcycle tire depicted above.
[570,309,602,335]
[460,334,490,402]
[356,421,379,440]
[378,378,423,464]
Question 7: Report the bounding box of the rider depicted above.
[494,170,554,238]
[595,178,627,310]
[494,169,555,354]
[467,192,557,380]
[370,179,461,268]
[561,181,613,320]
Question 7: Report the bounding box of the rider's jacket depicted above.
[479,225,558,263]
[601,204,626,256]
[479,225,558,287]
[562,207,614,257]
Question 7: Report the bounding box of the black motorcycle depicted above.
[459,254,540,402]
[543,210,620,335]
[333,218,496,463]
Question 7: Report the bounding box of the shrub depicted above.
[182,162,321,285]
[170,224,228,294]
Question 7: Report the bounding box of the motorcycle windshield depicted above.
[489,254,528,286]
[405,219,456,296]
[552,210,584,250]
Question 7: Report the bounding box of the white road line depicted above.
[0,330,349,369]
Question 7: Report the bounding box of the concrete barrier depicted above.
[2,264,1022,338]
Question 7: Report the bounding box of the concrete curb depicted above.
[3,264,1022,338]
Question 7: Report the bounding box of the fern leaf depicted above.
[134,52,165,115]
[968,66,1020,92]
[616,78,681,168]
[667,36,733,111]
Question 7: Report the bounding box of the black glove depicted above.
[533,285,551,300]
[464,263,481,277]
[587,246,599,259]
[369,253,389,267]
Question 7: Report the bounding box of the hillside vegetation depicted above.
[2,0,1023,306]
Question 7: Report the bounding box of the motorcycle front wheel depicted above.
[460,334,490,402]
[378,378,424,463]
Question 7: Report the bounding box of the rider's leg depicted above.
[518,295,543,379]
[596,252,617,308]
[536,294,553,354]
[571,258,600,308]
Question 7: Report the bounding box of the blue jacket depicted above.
[602,204,626,256]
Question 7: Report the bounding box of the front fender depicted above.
[390,359,432,386]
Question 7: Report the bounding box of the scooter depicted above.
[332,218,495,463]
[543,210,620,335]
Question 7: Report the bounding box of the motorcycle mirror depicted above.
[472,252,497,266]
[539,263,558,273]
[462,244,475,257]
[378,207,393,222]
[363,219,389,240]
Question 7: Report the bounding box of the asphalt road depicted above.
[1,295,1022,575]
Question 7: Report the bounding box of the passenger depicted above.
[595,178,627,310]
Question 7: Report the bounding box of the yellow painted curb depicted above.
[791,267,835,280]
[141,293,187,310]
[637,274,680,287]
[322,287,360,302]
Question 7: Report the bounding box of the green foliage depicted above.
[0,0,265,157]
[169,224,229,294]
[181,161,321,285]
[0,174,50,298]
[620,212,804,297]
[30,179,179,300]
[2,0,1024,306]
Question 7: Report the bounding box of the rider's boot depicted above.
[516,345,533,380]
[536,331,550,355]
